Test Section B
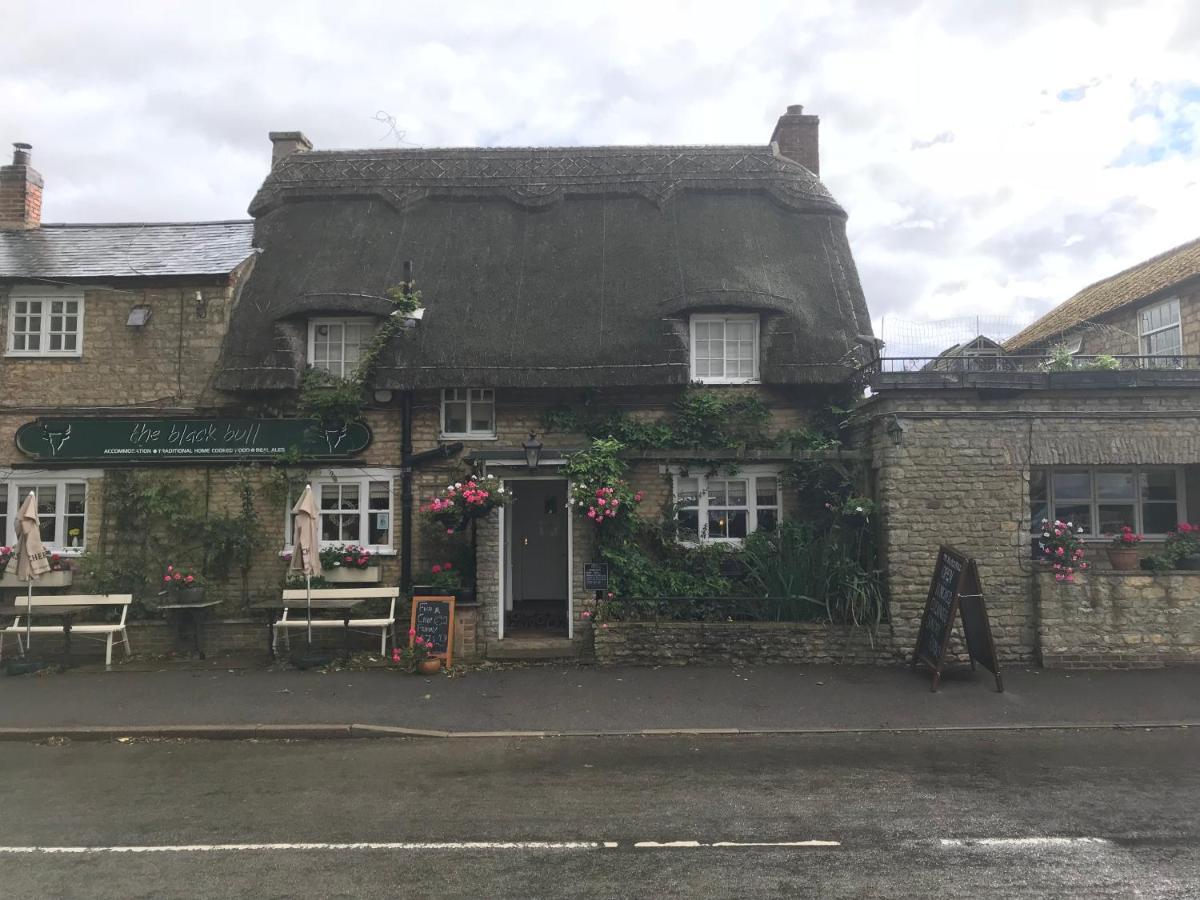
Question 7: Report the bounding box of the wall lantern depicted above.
[127,305,152,328]
[372,389,394,404]
[523,432,544,470]
[886,416,905,446]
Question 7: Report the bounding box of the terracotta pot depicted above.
[1107,547,1140,571]
[417,657,442,675]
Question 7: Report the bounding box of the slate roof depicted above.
[0,221,255,280]
[219,144,872,391]
[1006,236,1200,351]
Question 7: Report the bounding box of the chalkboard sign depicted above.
[911,547,1002,692]
[583,563,609,592]
[410,595,456,667]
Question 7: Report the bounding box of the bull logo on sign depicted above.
[323,423,348,453]
[42,423,72,457]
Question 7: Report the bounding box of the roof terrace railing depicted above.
[874,354,1200,374]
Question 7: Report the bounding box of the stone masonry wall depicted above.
[1037,570,1200,668]
[592,621,896,667]
[863,387,1200,665]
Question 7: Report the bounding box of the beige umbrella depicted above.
[290,484,323,645]
[15,491,51,657]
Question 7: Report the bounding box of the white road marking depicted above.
[941,837,1112,849]
[634,840,840,848]
[0,841,608,854]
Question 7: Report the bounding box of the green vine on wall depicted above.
[297,283,423,427]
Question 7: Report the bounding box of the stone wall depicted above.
[862,387,1200,665]
[1033,281,1200,358]
[592,621,898,667]
[1037,570,1200,668]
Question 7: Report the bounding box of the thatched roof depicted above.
[1006,236,1200,351]
[216,145,872,391]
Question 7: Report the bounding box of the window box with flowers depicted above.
[318,544,379,583]
[0,547,74,588]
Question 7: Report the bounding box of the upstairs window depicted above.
[7,289,84,357]
[441,388,496,438]
[307,318,374,378]
[690,314,759,383]
[1139,298,1181,362]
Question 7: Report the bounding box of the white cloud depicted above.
[0,0,1195,327]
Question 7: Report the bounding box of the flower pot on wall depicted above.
[323,566,380,583]
[0,570,73,589]
[1106,547,1140,571]
[1175,554,1200,571]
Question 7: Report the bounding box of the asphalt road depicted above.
[0,729,1197,898]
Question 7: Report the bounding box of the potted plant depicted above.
[318,544,380,583]
[1034,518,1089,583]
[160,563,204,604]
[1165,523,1200,570]
[1105,526,1143,570]
[423,474,510,536]
[391,630,442,674]
[412,561,475,605]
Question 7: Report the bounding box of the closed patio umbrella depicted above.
[290,484,323,646]
[14,490,50,665]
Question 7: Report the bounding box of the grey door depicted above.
[510,479,568,603]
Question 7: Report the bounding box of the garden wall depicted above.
[591,621,900,667]
[1037,570,1200,668]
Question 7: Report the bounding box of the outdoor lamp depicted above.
[523,432,544,470]
[127,305,152,327]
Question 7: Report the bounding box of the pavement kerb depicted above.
[0,721,1193,742]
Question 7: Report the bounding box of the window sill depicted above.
[440,433,498,441]
[279,547,397,558]
[689,378,760,386]
[5,351,83,359]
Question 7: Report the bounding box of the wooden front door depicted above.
[508,479,569,631]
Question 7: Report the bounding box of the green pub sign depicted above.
[15,417,372,463]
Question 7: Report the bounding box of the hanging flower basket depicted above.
[423,474,510,535]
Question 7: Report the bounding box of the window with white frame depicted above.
[307,318,374,378]
[1139,298,1182,361]
[441,388,496,438]
[6,288,84,357]
[286,471,397,551]
[2,478,89,550]
[674,468,780,543]
[690,314,759,383]
[1030,466,1183,538]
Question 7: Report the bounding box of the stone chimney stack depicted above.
[770,104,820,175]
[269,131,312,168]
[0,142,44,230]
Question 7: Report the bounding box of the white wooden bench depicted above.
[0,594,133,667]
[272,587,399,655]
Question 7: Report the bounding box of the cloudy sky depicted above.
[2,0,1196,339]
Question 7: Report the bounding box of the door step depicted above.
[486,637,579,661]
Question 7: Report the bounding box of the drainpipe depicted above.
[400,390,414,595]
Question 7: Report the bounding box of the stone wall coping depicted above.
[597,620,868,631]
[1035,569,1200,580]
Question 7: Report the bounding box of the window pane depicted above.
[725,480,747,506]
[676,477,699,507]
[66,483,86,515]
[469,391,495,433]
[1143,503,1179,535]
[444,401,468,434]
[1053,471,1090,501]
[707,481,727,505]
[757,509,778,532]
[756,477,777,507]
[677,509,699,541]
[1095,471,1136,500]
[1097,504,1136,534]
[726,510,748,539]
[368,481,390,511]
[1141,470,1177,501]
[367,481,390,545]
[707,509,728,539]
[1054,504,1091,534]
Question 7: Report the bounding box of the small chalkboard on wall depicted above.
[912,546,1002,692]
[410,595,456,667]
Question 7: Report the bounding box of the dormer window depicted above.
[307,318,373,378]
[690,314,759,383]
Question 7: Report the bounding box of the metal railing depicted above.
[875,354,1200,374]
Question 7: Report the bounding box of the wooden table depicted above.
[157,598,221,659]
[0,603,98,664]
[251,596,366,661]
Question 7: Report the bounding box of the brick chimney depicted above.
[0,143,43,230]
[770,104,820,175]
[269,131,312,168]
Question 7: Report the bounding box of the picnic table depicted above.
[156,597,221,659]
[251,594,367,663]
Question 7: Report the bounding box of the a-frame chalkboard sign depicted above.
[911,546,1003,692]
